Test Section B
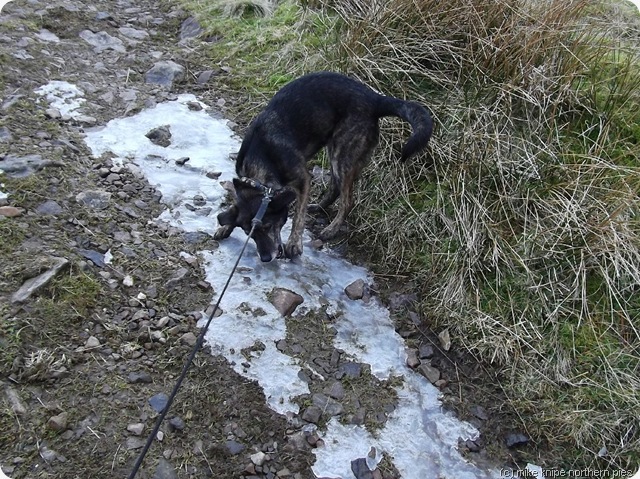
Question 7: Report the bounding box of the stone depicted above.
[0,206,24,217]
[76,190,112,210]
[126,437,146,450]
[324,381,346,400]
[11,257,69,303]
[505,432,529,448]
[144,61,185,88]
[146,125,172,147]
[85,336,101,348]
[225,440,245,455]
[418,343,435,359]
[35,29,60,43]
[351,458,374,479]
[418,363,440,384]
[127,423,145,435]
[269,288,304,316]
[0,154,47,178]
[77,249,105,268]
[312,393,344,416]
[438,329,451,351]
[168,417,185,431]
[301,406,322,424]
[179,17,202,41]
[165,267,189,290]
[250,451,267,466]
[79,30,126,53]
[118,27,149,40]
[406,349,421,368]
[149,393,169,413]
[344,278,365,300]
[5,386,27,415]
[179,332,197,346]
[128,371,152,384]
[337,361,362,379]
[47,412,68,431]
[35,200,63,215]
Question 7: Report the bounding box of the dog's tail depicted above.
[376,96,433,161]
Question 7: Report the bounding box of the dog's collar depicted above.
[238,176,279,197]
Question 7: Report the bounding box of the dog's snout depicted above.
[259,251,274,262]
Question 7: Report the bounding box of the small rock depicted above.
[35,200,63,215]
[45,108,62,119]
[76,190,112,210]
[144,61,185,88]
[179,332,197,346]
[301,406,322,424]
[312,393,343,416]
[47,412,68,432]
[406,349,421,368]
[337,361,362,379]
[269,288,304,316]
[128,371,152,384]
[127,423,145,435]
[168,417,185,431]
[0,206,24,217]
[149,393,169,413]
[344,279,365,300]
[225,440,245,455]
[418,363,440,384]
[250,451,267,466]
[12,257,69,303]
[505,432,529,448]
[165,267,189,290]
[5,386,27,415]
[119,26,150,40]
[126,437,146,450]
[324,381,345,400]
[438,329,451,351]
[179,17,202,41]
[175,156,189,166]
[351,458,374,479]
[85,336,101,348]
[146,125,172,147]
[418,343,435,359]
[79,30,126,53]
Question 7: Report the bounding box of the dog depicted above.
[214,71,433,262]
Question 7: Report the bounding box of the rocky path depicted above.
[0,1,512,478]
[0,0,320,477]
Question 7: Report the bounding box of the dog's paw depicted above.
[213,225,233,241]
[283,240,303,259]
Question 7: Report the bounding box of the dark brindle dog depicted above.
[214,71,433,262]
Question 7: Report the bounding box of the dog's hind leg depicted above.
[319,123,378,240]
[309,150,341,214]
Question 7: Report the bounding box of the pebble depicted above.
[0,206,24,217]
[419,363,441,384]
[149,393,169,413]
[179,332,197,346]
[406,349,421,368]
[269,288,304,316]
[225,440,245,455]
[47,412,69,432]
[128,371,152,384]
[344,278,366,300]
[250,451,267,466]
[127,423,145,436]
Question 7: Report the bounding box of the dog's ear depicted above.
[271,188,297,210]
[217,205,238,226]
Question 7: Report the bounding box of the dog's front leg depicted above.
[284,176,310,258]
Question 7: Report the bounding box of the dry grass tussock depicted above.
[312,0,640,468]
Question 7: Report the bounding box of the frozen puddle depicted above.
[70,85,500,479]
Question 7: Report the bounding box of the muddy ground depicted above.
[0,0,537,478]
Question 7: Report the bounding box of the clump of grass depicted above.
[181,0,337,118]
[310,0,640,469]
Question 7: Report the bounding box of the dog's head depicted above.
[217,178,296,262]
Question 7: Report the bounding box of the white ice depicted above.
[78,87,500,479]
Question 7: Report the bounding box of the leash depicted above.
[127,193,272,479]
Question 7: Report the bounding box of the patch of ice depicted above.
[35,81,85,117]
